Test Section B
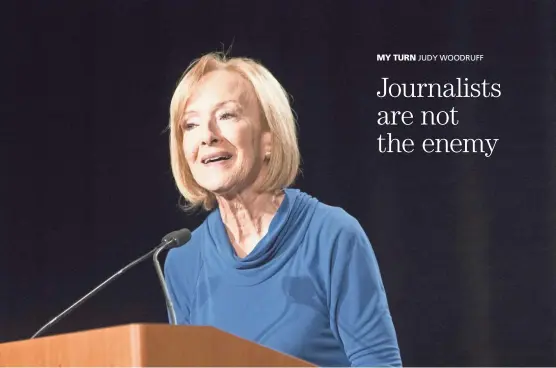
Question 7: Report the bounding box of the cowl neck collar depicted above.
[203,188,319,285]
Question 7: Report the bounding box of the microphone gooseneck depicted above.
[153,228,191,325]
[154,246,176,324]
[30,228,191,339]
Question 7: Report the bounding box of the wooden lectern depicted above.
[0,324,314,367]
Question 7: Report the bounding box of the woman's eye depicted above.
[219,112,236,120]
[182,122,197,131]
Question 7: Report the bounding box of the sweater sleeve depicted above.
[164,249,191,325]
[328,217,402,367]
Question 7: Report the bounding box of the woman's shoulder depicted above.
[310,197,366,238]
[164,223,207,276]
[298,193,380,278]
[295,191,373,254]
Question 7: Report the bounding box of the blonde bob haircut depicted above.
[168,52,300,211]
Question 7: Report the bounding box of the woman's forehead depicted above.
[186,70,256,111]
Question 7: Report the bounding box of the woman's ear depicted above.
[262,131,272,160]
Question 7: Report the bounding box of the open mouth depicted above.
[202,154,232,164]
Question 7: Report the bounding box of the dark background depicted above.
[1,0,555,366]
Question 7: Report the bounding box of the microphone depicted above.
[30,228,192,339]
[153,229,191,325]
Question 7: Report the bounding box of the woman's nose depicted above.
[200,119,220,146]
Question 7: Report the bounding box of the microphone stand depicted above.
[153,246,177,325]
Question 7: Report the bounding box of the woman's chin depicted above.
[198,178,237,196]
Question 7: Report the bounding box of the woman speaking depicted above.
[164,52,402,367]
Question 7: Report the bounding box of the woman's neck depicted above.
[216,189,284,258]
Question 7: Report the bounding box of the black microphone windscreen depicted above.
[162,228,192,249]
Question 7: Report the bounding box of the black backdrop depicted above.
[2,0,555,366]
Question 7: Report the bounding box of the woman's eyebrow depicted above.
[183,99,241,118]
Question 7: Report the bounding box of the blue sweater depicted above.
[164,188,402,367]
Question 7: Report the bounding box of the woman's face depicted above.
[181,69,270,196]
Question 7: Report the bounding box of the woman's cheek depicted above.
[182,135,197,163]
